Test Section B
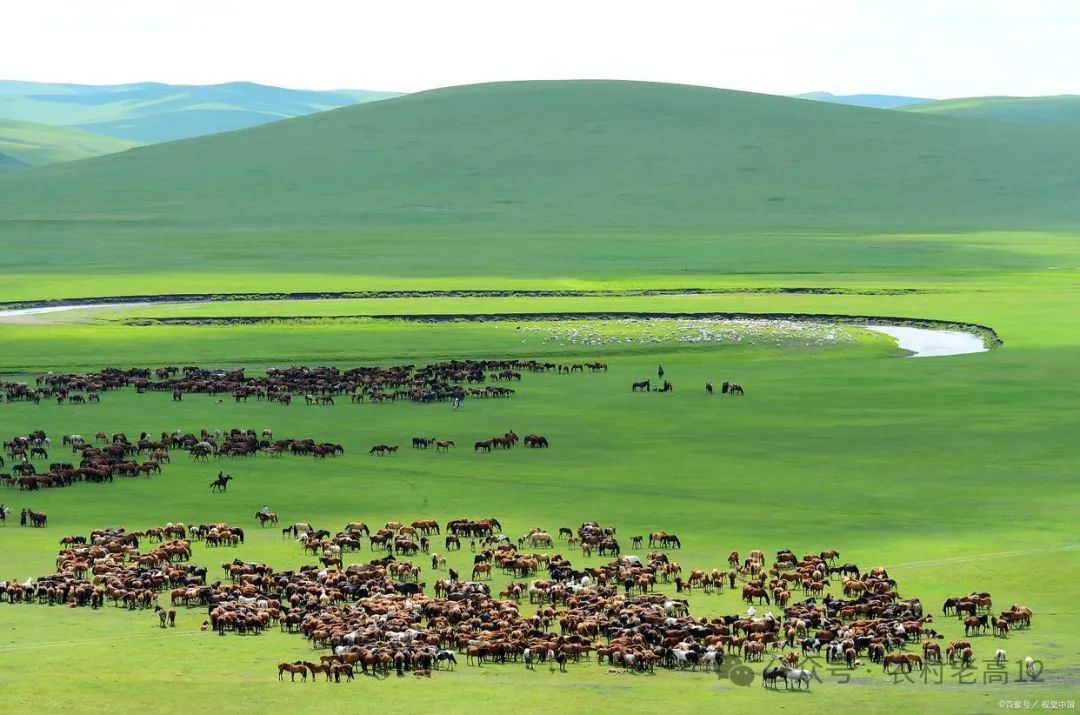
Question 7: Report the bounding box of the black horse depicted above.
[762,666,787,688]
[631,380,651,392]
[209,474,233,492]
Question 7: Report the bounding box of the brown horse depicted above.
[883,653,912,673]
[435,440,455,452]
[255,511,279,526]
[278,662,308,681]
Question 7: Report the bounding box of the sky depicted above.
[4,0,1079,97]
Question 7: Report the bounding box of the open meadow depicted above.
[0,81,1078,714]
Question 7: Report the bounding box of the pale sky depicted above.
[5,0,1079,97]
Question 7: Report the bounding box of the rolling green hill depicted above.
[903,95,1080,126]
[0,80,401,142]
[3,80,1080,230]
[0,118,140,166]
[2,80,1080,296]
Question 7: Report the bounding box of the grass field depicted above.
[1,297,1077,713]
[0,80,1077,714]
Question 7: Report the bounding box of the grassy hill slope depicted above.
[3,80,1080,230]
[0,118,140,166]
[2,80,1080,297]
[0,80,401,142]
[903,95,1080,126]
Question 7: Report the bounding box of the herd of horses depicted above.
[1,430,171,491]
[0,358,609,408]
[631,380,745,396]
[366,432,550,455]
[1,512,1038,691]
[0,428,338,496]
[0,363,1034,694]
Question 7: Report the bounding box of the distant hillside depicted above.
[795,92,931,109]
[2,80,1080,285]
[0,80,402,142]
[0,150,29,173]
[903,95,1080,126]
[0,118,139,166]
[4,80,1079,229]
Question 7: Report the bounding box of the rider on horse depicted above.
[261,504,270,516]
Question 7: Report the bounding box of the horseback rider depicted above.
[261,504,270,516]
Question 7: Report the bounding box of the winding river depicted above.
[864,325,988,358]
[0,302,990,358]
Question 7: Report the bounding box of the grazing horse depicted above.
[255,511,278,526]
[209,475,232,492]
[435,440,455,452]
[369,444,398,456]
[474,440,492,452]
[631,380,651,392]
[524,435,548,448]
[729,383,745,396]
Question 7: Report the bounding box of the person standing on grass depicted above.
[658,364,665,381]
[20,508,28,527]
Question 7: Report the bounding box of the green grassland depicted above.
[0,317,1077,713]
[1,82,1079,302]
[0,80,1078,713]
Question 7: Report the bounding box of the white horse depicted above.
[1024,656,1037,678]
[663,600,689,617]
[782,666,814,690]
[995,649,1007,667]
